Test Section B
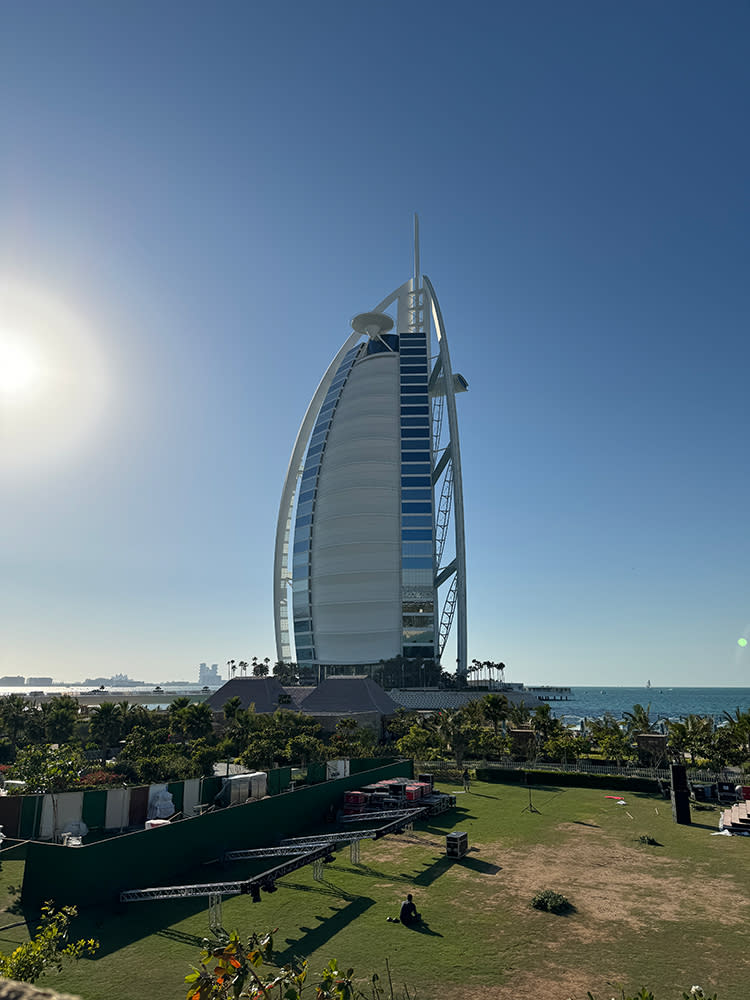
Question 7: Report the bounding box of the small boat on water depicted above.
[646,679,651,689]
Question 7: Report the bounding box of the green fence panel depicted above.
[81,790,107,830]
[200,777,222,804]
[0,796,22,838]
[307,763,326,784]
[22,760,412,908]
[277,767,291,793]
[266,769,280,796]
[349,757,396,775]
[167,782,184,814]
[19,796,42,839]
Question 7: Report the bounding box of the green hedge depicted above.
[474,767,660,793]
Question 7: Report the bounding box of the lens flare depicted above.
[0,277,111,475]
[739,638,748,648]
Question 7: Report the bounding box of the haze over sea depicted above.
[553,687,750,725]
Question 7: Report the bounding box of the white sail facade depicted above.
[274,233,467,674]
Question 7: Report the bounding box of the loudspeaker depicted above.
[670,788,691,825]
[670,764,688,791]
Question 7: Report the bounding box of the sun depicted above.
[0,334,42,400]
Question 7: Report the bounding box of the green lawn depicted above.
[2,780,749,999]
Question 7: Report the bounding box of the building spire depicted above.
[413,212,420,286]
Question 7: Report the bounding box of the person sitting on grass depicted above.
[387,893,421,925]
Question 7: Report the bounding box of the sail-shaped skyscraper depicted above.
[274,222,468,676]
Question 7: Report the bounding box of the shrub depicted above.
[531,888,571,913]
[637,834,660,846]
[79,770,127,787]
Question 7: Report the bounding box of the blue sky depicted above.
[1,2,749,686]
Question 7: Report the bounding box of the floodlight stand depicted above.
[521,781,540,815]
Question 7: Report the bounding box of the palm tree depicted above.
[253,660,269,678]
[227,660,237,680]
[507,701,531,729]
[223,696,243,722]
[0,694,28,747]
[483,693,509,735]
[90,703,123,765]
[623,703,655,736]
[238,661,249,678]
[722,707,750,758]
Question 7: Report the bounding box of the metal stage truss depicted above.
[120,842,335,903]
[339,808,426,824]
[121,808,427,907]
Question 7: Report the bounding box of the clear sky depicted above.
[1,2,749,686]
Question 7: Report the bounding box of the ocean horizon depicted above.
[549,685,750,724]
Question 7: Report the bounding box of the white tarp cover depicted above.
[104,786,131,830]
[147,784,174,819]
[39,792,84,841]
[182,778,201,817]
[326,759,350,780]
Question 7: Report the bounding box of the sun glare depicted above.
[0,278,111,475]
[0,335,42,400]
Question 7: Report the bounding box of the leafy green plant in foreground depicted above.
[185,930,413,999]
[0,902,98,983]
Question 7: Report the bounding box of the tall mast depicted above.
[413,212,420,286]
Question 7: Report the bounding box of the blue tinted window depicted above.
[296,648,314,660]
[401,405,429,415]
[294,620,312,633]
[296,500,314,517]
[402,446,430,458]
[307,443,323,457]
[400,390,429,401]
[402,557,433,569]
[402,476,431,488]
[400,374,426,384]
[401,514,433,527]
[401,463,431,475]
[400,347,427,356]
[402,488,432,500]
[291,577,309,592]
[403,541,432,556]
[293,539,309,553]
[309,430,327,446]
[401,428,430,438]
[400,416,430,427]
[402,501,432,514]
[299,489,315,503]
[402,529,433,541]
[400,364,428,374]
[296,514,312,527]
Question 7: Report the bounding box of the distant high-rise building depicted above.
[274,220,468,674]
[198,662,222,686]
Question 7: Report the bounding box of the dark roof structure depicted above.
[205,677,290,714]
[299,676,400,716]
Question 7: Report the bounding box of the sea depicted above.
[549,686,750,726]
[0,684,749,726]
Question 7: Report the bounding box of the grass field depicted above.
[1,779,749,999]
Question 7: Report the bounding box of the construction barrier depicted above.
[21,759,412,908]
